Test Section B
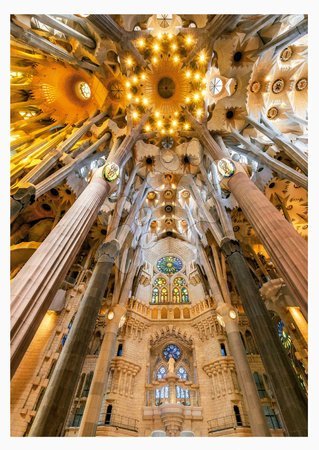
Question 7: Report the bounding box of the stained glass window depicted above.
[157,366,167,380]
[161,287,168,302]
[172,287,180,303]
[152,277,168,304]
[173,277,186,286]
[172,277,189,303]
[176,385,190,400]
[152,287,159,304]
[154,277,167,287]
[155,386,169,404]
[156,256,183,275]
[277,320,292,349]
[181,287,189,303]
[177,366,188,380]
[163,344,181,361]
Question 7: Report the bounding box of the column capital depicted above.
[216,303,239,332]
[95,239,120,263]
[106,304,127,332]
[220,239,242,257]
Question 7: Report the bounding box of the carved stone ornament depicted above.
[217,158,236,178]
[103,162,120,182]
[95,239,120,263]
[220,239,242,258]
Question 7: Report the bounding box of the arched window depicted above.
[253,372,267,398]
[172,287,180,303]
[220,343,227,356]
[245,330,258,354]
[151,277,167,304]
[155,386,169,405]
[233,405,242,426]
[177,366,188,380]
[176,385,190,403]
[157,366,167,380]
[161,287,168,303]
[183,308,190,319]
[181,287,189,303]
[105,404,113,425]
[71,404,85,427]
[82,371,93,397]
[117,343,123,356]
[263,406,281,429]
[161,307,167,319]
[152,287,159,304]
[173,277,189,303]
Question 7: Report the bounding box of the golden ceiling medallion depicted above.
[142,55,189,117]
[272,78,285,94]
[164,189,174,199]
[296,78,308,91]
[147,191,157,200]
[267,106,279,120]
[280,46,293,62]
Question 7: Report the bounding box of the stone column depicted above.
[11,168,112,376]
[221,239,308,436]
[78,304,126,436]
[11,21,98,71]
[186,115,307,317]
[228,172,307,319]
[88,15,147,67]
[230,128,308,189]
[34,132,111,199]
[246,116,307,174]
[28,240,120,436]
[216,303,270,436]
[11,118,147,375]
[197,245,270,436]
[34,15,96,48]
[10,112,107,222]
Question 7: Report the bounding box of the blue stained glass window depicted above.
[152,287,159,304]
[155,386,169,399]
[176,385,190,399]
[156,256,183,275]
[177,366,188,380]
[277,320,292,349]
[181,287,189,303]
[157,366,167,380]
[174,277,186,286]
[163,344,181,361]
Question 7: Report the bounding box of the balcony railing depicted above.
[208,414,250,433]
[98,414,138,432]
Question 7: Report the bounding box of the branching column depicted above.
[186,112,308,319]
[77,306,126,436]
[11,115,148,376]
[29,179,147,436]
[197,245,270,436]
[28,240,120,436]
[221,239,308,436]
[228,172,307,319]
[11,171,111,375]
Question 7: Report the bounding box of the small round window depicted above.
[209,77,223,95]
